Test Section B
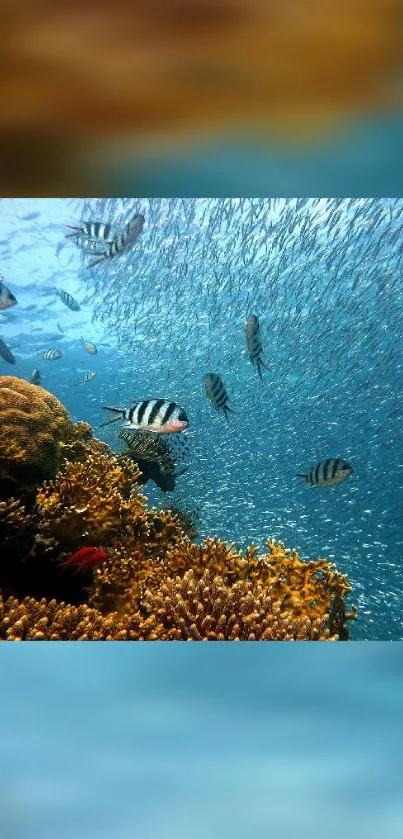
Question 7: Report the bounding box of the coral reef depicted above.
[0,376,73,496]
[0,403,357,640]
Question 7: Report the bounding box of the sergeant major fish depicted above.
[29,368,41,385]
[204,373,234,421]
[55,288,81,311]
[87,214,145,268]
[297,458,353,487]
[80,337,97,355]
[66,221,115,243]
[100,398,189,433]
[0,277,17,311]
[245,314,267,380]
[0,337,15,364]
[42,348,62,360]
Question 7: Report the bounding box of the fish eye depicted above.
[178,410,188,422]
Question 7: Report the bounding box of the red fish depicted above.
[62,546,109,574]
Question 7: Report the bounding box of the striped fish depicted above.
[100,399,189,433]
[0,337,15,364]
[88,214,145,268]
[245,314,266,380]
[80,337,97,355]
[29,368,41,385]
[42,348,62,361]
[204,373,234,421]
[0,277,17,311]
[55,288,81,311]
[79,371,97,384]
[297,458,353,487]
[66,221,115,242]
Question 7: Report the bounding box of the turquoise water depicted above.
[1,644,403,838]
[0,197,402,639]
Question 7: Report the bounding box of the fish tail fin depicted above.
[297,473,308,483]
[224,406,235,422]
[99,406,125,428]
[65,225,82,238]
[88,253,107,268]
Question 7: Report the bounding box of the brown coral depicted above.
[141,570,335,640]
[35,443,147,549]
[0,376,73,497]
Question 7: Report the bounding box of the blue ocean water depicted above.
[0,197,402,640]
[1,643,403,839]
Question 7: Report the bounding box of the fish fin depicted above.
[65,225,82,238]
[99,406,125,428]
[87,253,107,268]
[297,474,308,483]
[223,406,235,422]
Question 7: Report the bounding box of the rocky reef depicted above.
[0,376,357,641]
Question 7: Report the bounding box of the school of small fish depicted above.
[1,198,403,638]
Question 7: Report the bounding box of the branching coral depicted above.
[0,376,73,496]
[140,570,335,640]
[0,401,357,640]
[35,444,146,549]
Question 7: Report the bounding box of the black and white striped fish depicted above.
[66,221,115,243]
[87,214,145,268]
[204,373,234,421]
[245,314,266,380]
[297,458,353,487]
[29,368,41,385]
[100,399,189,433]
[55,288,81,311]
[0,277,17,311]
[79,370,97,384]
[42,348,62,361]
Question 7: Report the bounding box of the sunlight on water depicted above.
[0,197,402,639]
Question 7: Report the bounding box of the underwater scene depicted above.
[0,197,402,640]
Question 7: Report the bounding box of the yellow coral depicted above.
[0,376,73,494]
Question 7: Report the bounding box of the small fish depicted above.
[204,373,234,421]
[57,322,65,334]
[100,398,189,433]
[29,368,41,385]
[55,288,80,311]
[81,336,97,355]
[0,337,15,364]
[88,213,145,268]
[297,458,353,487]
[42,348,62,360]
[0,277,17,311]
[62,546,109,574]
[79,370,97,384]
[245,314,267,380]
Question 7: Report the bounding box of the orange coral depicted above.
[0,376,73,495]
[0,417,357,640]
[35,443,147,549]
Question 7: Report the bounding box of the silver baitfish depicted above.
[100,398,189,433]
[29,368,41,385]
[79,370,97,384]
[245,314,266,380]
[0,277,17,311]
[297,458,353,487]
[57,322,65,334]
[55,288,81,311]
[42,348,62,360]
[204,373,234,421]
[87,214,145,268]
[0,337,15,364]
[80,337,97,355]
